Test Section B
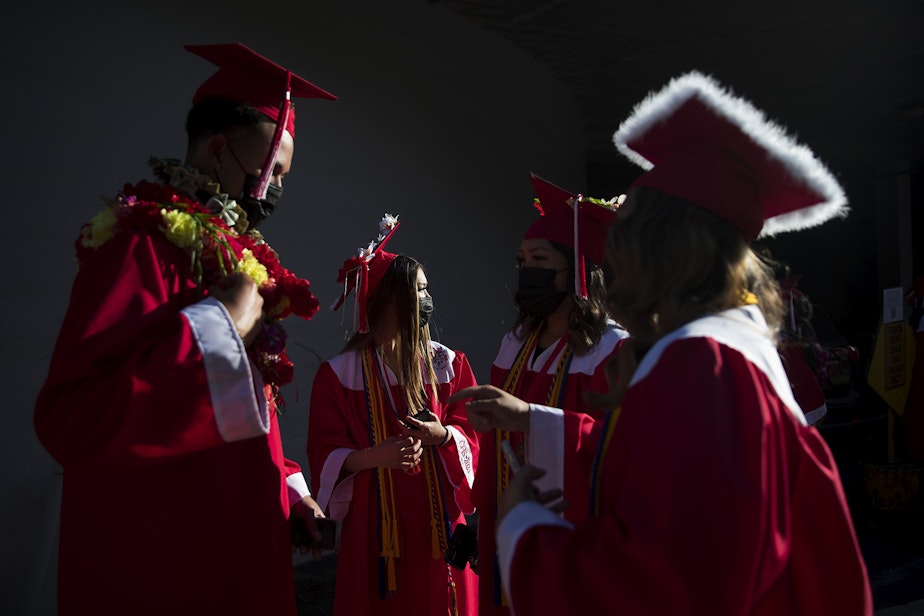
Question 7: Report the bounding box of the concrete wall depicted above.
[0,1,586,613]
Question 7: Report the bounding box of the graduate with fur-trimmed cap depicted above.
[613,70,847,239]
[451,71,873,616]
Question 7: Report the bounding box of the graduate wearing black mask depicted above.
[313,214,480,615]
[34,42,336,616]
[468,173,630,616]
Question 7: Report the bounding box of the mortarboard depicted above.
[186,42,336,137]
[524,172,623,298]
[613,71,847,240]
[331,214,401,333]
[185,42,336,201]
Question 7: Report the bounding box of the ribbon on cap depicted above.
[331,215,401,334]
[250,70,293,200]
[572,195,588,299]
[354,250,374,334]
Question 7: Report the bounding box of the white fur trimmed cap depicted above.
[613,71,847,239]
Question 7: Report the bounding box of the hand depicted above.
[583,338,640,410]
[497,464,567,526]
[446,385,530,433]
[209,272,264,346]
[400,413,450,447]
[373,435,423,471]
[291,495,326,559]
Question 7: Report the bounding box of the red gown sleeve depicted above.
[435,350,480,515]
[35,230,270,473]
[499,339,871,615]
[307,360,360,517]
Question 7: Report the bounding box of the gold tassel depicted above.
[386,556,397,596]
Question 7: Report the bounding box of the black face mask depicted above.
[225,145,283,230]
[516,266,568,319]
[239,174,282,230]
[419,296,434,327]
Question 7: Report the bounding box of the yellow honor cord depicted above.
[494,329,572,607]
[362,346,400,595]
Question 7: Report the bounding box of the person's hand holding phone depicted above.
[400,409,451,447]
[497,463,567,526]
[291,495,334,559]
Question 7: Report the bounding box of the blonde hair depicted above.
[605,186,783,347]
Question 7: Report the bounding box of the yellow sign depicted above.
[868,319,916,414]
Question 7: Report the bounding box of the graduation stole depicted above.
[588,407,622,516]
[361,344,456,610]
[493,328,574,606]
[422,437,460,616]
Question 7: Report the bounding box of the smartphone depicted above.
[291,516,336,550]
[405,408,437,429]
[500,439,521,473]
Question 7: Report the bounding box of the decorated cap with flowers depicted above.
[331,214,401,333]
[613,71,847,240]
[185,42,336,204]
[524,172,624,298]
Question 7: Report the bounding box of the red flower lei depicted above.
[77,160,319,409]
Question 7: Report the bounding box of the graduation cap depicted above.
[185,42,336,200]
[524,172,623,298]
[613,71,847,240]
[331,214,401,333]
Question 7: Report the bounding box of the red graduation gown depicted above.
[307,342,479,615]
[497,307,872,615]
[473,324,628,615]
[35,229,306,615]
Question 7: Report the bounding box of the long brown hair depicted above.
[343,255,439,412]
[512,241,611,355]
[605,186,783,347]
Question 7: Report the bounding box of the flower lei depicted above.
[77,157,320,409]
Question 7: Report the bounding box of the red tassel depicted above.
[251,71,293,200]
[573,196,588,299]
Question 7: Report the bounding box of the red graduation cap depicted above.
[331,215,401,333]
[186,42,336,136]
[524,172,623,298]
[185,42,336,200]
[613,71,847,240]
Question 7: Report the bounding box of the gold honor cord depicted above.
[362,345,400,596]
[363,344,459,609]
[494,329,573,606]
